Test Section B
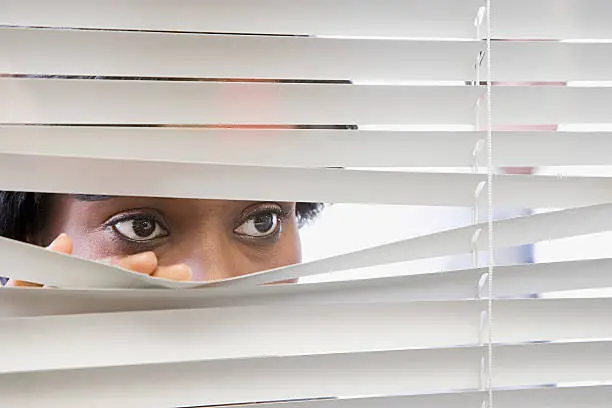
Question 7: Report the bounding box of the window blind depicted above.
[1,1,612,407]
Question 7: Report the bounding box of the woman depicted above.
[0,192,321,286]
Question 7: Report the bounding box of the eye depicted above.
[111,216,168,242]
[234,211,280,238]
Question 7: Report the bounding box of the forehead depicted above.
[65,195,295,215]
[70,195,258,208]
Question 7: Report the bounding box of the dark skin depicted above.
[8,196,301,286]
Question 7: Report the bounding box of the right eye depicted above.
[111,216,168,242]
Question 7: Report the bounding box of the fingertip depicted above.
[134,251,158,265]
[175,264,193,281]
[116,251,158,275]
[154,264,192,281]
[5,279,44,288]
[47,233,73,254]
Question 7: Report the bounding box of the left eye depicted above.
[112,217,168,242]
[234,212,280,238]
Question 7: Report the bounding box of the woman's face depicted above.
[43,195,302,281]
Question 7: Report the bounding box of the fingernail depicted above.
[98,252,155,266]
[47,233,68,249]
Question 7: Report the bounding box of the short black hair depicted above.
[0,192,322,243]
[0,192,53,243]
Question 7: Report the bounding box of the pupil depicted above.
[253,214,274,233]
[133,219,155,237]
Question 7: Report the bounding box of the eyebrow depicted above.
[73,194,115,202]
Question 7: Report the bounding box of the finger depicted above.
[6,233,74,288]
[48,233,73,255]
[106,253,190,281]
[5,279,43,288]
[152,264,192,281]
[110,251,158,275]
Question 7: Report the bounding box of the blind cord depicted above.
[486,1,495,408]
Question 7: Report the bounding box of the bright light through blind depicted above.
[1,1,612,407]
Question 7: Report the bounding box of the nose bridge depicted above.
[185,229,239,282]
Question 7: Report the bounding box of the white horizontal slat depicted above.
[3,0,612,40]
[4,258,612,317]
[2,204,612,289]
[0,0,484,38]
[3,79,612,125]
[494,86,612,125]
[5,28,612,82]
[493,0,612,39]
[0,78,483,125]
[0,347,484,407]
[4,126,483,168]
[3,127,612,167]
[3,153,612,207]
[0,27,481,81]
[492,41,612,82]
[1,342,610,407]
[491,131,612,166]
[1,299,610,374]
[168,386,612,408]
[0,302,483,373]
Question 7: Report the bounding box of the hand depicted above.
[6,233,191,287]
